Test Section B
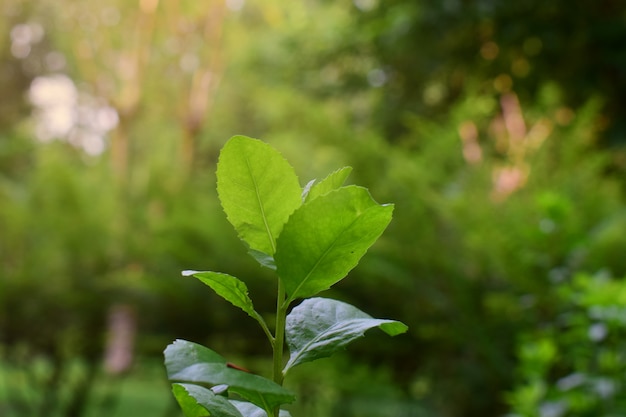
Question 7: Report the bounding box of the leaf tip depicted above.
[182,270,199,277]
[380,321,409,336]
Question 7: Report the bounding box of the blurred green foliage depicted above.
[1,0,626,416]
[508,272,626,416]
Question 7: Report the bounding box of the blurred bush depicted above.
[508,272,626,417]
[1,0,626,416]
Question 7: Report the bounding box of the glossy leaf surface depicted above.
[283,297,408,374]
[231,401,292,417]
[216,135,302,257]
[172,383,243,417]
[165,340,295,412]
[275,186,394,303]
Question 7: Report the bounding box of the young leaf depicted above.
[164,340,295,413]
[247,249,276,270]
[283,298,408,374]
[303,166,353,202]
[230,400,293,417]
[183,271,273,344]
[172,383,244,417]
[216,135,302,257]
[185,271,257,319]
[275,186,394,304]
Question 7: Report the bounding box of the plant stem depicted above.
[273,279,287,386]
[271,279,288,416]
[253,311,275,348]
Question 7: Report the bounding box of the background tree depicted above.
[1,0,626,416]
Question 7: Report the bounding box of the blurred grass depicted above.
[0,358,177,417]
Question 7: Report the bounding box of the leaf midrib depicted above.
[285,318,373,371]
[245,156,276,254]
[200,274,254,316]
[285,212,365,304]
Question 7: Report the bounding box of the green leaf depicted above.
[183,271,257,319]
[230,400,292,417]
[303,166,352,202]
[275,186,394,304]
[283,298,408,374]
[182,271,273,344]
[247,249,276,270]
[172,383,244,417]
[164,340,295,413]
[216,135,302,257]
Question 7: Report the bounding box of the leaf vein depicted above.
[245,156,276,254]
[286,213,364,302]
